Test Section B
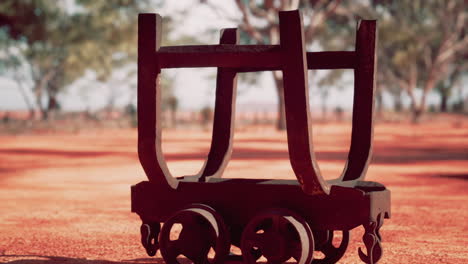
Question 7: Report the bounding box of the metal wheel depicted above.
[159,204,230,264]
[240,208,314,264]
[314,230,350,264]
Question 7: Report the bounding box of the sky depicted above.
[0,0,457,113]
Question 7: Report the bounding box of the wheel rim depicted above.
[140,222,160,256]
[241,209,314,264]
[314,230,350,264]
[159,204,230,264]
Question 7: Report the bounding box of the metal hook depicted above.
[141,223,160,256]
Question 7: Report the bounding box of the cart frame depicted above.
[133,10,390,264]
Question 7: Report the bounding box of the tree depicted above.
[0,30,36,117]
[315,69,349,121]
[435,60,466,112]
[369,0,467,122]
[204,0,342,130]
[0,0,150,119]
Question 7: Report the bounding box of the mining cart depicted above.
[132,10,391,264]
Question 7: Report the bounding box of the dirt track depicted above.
[0,121,467,264]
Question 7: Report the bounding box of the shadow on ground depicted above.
[1,145,467,180]
[436,173,468,181]
[0,255,245,264]
[0,255,162,264]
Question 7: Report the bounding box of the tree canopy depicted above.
[212,0,467,124]
[370,0,467,121]
[0,0,151,118]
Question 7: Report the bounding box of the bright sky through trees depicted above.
[0,0,463,113]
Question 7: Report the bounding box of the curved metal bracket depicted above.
[199,28,239,182]
[278,12,377,194]
[138,14,239,188]
[339,20,377,182]
[138,13,178,189]
[279,10,330,195]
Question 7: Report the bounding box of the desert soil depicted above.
[0,120,467,264]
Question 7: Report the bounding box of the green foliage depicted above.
[317,69,348,89]
[0,0,153,116]
[329,0,468,120]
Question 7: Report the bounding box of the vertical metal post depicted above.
[342,20,377,181]
[279,10,328,195]
[200,28,239,180]
[138,14,177,189]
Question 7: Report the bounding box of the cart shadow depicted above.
[0,255,247,264]
[435,173,468,181]
[0,255,163,264]
[0,148,136,158]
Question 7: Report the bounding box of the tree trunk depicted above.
[33,69,57,121]
[440,89,449,112]
[36,94,57,121]
[393,90,403,112]
[41,108,49,121]
[412,78,436,123]
[170,109,177,128]
[406,87,421,123]
[411,91,428,124]
[320,91,328,122]
[47,94,59,120]
[273,72,286,130]
[321,101,327,121]
[34,86,46,120]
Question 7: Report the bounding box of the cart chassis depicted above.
[133,9,391,264]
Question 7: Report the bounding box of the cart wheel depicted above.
[241,209,314,264]
[159,204,230,264]
[314,230,350,264]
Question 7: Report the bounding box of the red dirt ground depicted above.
[0,120,467,264]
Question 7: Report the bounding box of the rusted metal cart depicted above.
[132,10,390,264]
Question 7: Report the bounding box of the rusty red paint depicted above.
[134,10,390,264]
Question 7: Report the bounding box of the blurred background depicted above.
[0,1,467,263]
[0,0,466,131]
